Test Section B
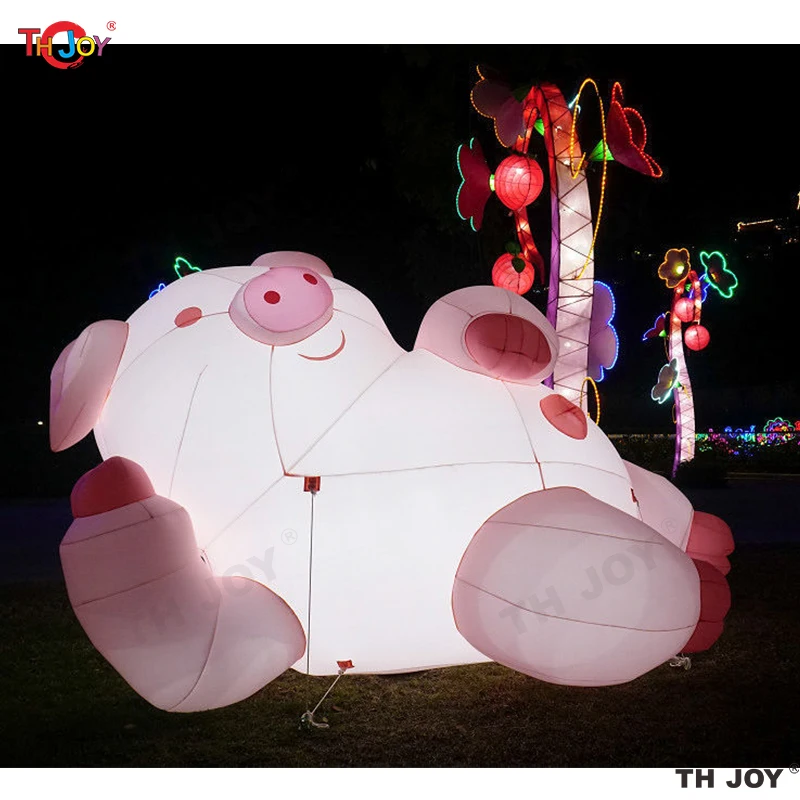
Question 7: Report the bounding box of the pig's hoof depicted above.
[686,511,734,576]
[70,456,155,517]
[681,559,731,654]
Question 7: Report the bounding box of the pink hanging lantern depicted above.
[684,324,710,351]
[674,297,695,323]
[492,253,535,295]
[493,155,543,212]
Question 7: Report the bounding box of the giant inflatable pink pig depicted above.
[51,252,734,712]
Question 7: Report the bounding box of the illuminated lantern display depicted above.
[51,252,734,711]
[493,154,544,211]
[458,68,663,413]
[684,324,710,352]
[492,252,535,295]
[674,297,696,323]
[646,248,738,476]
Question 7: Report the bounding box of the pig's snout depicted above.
[229,267,333,345]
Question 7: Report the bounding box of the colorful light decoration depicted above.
[587,281,619,382]
[651,358,679,404]
[697,418,798,455]
[49,251,734,709]
[684,324,710,352]
[493,154,544,211]
[605,82,663,178]
[699,251,738,298]
[658,248,691,289]
[150,257,202,299]
[645,248,738,476]
[457,69,663,413]
[174,256,202,279]
[674,297,696,323]
[492,250,535,294]
[642,313,667,341]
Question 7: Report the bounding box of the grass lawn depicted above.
[1,544,798,768]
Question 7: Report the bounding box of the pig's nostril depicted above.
[230,266,334,345]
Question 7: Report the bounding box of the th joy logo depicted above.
[18,22,111,70]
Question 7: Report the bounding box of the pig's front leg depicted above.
[60,457,305,712]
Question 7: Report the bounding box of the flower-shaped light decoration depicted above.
[456,138,492,231]
[587,281,619,382]
[658,248,691,289]
[699,251,738,299]
[456,139,545,231]
[148,282,166,299]
[470,65,526,148]
[642,313,667,341]
[651,358,679,404]
[606,82,663,178]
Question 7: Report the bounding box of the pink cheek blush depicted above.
[539,393,588,440]
[175,307,203,328]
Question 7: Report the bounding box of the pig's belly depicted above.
[201,460,548,675]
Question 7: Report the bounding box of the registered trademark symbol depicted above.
[281,529,297,545]
[790,763,799,774]
[107,21,116,31]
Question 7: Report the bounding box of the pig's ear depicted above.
[414,286,559,384]
[250,251,333,277]
[50,320,129,452]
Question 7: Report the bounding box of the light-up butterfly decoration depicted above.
[149,256,202,299]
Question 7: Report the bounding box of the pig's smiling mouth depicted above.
[298,330,346,361]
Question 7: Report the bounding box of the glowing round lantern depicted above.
[493,155,543,211]
[674,297,695,323]
[684,324,710,351]
[492,253,534,295]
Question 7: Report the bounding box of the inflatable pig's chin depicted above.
[50,251,733,712]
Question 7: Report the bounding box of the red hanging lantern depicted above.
[674,297,695,323]
[493,155,544,212]
[684,324,710,351]
[492,253,535,295]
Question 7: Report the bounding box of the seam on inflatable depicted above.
[540,461,631,481]
[55,399,87,452]
[61,502,185,546]
[199,271,248,286]
[169,365,208,498]
[501,382,545,486]
[332,308,394,341]
[455,577,694,633]
[491,518,667,545]
[267,347,286,474]
[167,584,223,711]
[203,474,285,550]
[74,558,192,608]
[297,459,544,477]
[114,313,228,385]
[286,354,404,473]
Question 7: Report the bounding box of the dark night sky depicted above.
[5,44,799,492]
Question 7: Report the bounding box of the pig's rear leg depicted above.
[60,456,305,712]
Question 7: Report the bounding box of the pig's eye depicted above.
[175,307,203,328]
